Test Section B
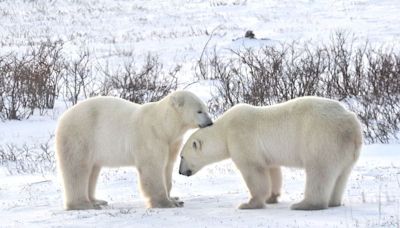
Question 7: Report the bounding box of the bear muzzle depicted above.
[179,169,192,176]
[179,158,193,176]
[198,119,213,128]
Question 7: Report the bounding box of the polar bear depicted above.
[55,91,213,210]
[179,96,362,210]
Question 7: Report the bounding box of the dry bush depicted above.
[26,40,64,112]
[0,41,181,118]
[354,49,400,142]
[0,136,55,174]
[0,40,64,120]
[197,33,400,143]
[99,54,180,104]
[62,50,95,106]
[0,55,31,120]
[197,43,328,115]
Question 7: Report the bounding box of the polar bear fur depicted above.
[55,91,212,210]
[179,96,362,210]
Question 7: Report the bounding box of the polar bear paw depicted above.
[290,200,328,210]
[238,199,265,209]
[328,201,342,207]
[91,199,108,206]
[266,193,280,204]
[66,201,102,210]
[149,199,184,208]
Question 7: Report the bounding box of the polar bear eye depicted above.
[192,140,202,151]
[197,110,202,114]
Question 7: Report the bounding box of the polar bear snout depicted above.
[179,158,192,176]
[180,169,192,176]
[199,119,213,128]
[197,112,213,128]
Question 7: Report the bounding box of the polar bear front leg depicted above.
[165,160,184,206]
[164,160,174,198]
[266,166,282,204]
[237,163,270,209]
[164,141,183,206]
[138,161,182,208]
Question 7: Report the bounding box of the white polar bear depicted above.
[55,91,213,210]
[179,96,362,210]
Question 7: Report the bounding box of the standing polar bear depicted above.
[179,96,362,210]
[55,91,213,210]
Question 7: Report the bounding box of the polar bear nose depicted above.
[179,158,193,176]
[199,119,213,128]
[179,169,192,176]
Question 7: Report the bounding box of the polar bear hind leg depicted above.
[329,165,353,207]
[330,128,361,207]
[291,165,338,210]
[266,167,282,204]
[88,165,108,206]
[61,161,98,210]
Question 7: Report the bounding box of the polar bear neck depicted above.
[149,100,190,145]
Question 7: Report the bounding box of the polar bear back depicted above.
[56,96,143,167]
[222,96,362,168]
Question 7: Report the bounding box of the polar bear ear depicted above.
[192,139,202,151]
[170,94,185,109]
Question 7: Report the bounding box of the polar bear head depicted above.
[179,125,228,176]
[169,91,213,128]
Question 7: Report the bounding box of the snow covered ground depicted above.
[1,0,400,227]
[2,0,400,64]
[0,144,399,227]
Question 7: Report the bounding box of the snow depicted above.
[1,0,400,227]
[0,145,399,227]
[2,0,400,63]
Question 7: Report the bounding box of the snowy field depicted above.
[1,0,400,227]
[0,144,399,227]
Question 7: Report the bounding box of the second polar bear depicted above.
[179,96,362,210]
[56,91,212,210]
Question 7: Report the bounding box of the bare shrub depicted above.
[0,43,181,119]
[0,136,55,174]
[198,44,328,113]
[26,40,64,112]
[353,48,400,142]
[0,40,64,119]
[99,54,180,104]
[0,55,31,119]
[197,33,400,143]
[62,50,94,106]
